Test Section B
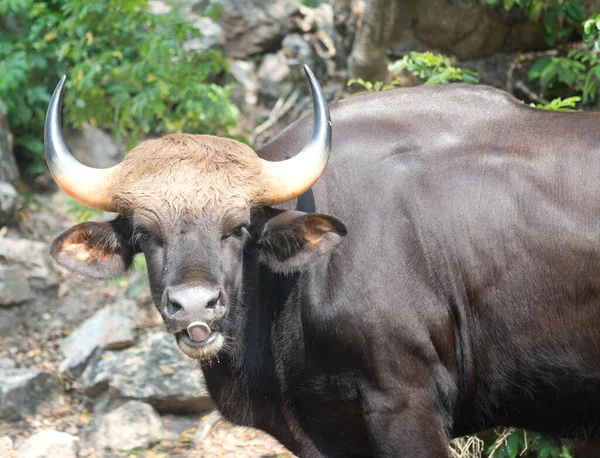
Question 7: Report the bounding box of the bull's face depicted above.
[45,67,346,360]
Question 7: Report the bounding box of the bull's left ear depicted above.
[50,217,135,279]
[258,210,347,273]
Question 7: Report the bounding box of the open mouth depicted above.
[176,321,224,359]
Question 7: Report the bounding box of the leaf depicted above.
[565,2,585,23]
[505,431,522,458]
[43,31,57,42]
[528,56,551,80]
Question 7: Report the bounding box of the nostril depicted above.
[166,295,183,316]
[206,291,221,309]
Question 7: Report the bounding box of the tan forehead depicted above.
[111,133,266,214]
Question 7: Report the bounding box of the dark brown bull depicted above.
[46,67,600,456]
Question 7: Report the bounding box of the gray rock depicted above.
[59,299,138,376]
[403,0,545,60]
[161,413,202,442]
[15,430,78,458]
[201,0,299,59]
[150,1,225,52]
[82,331,213,413]
[229,60,259,112]
[0,101,18,184]
[0,369,61,420]
[63,124,125,169]
[282,33,315,68]
[257,52,292,101]
[184,17,226,53]
[0,238,58,289]
[0,182,17,227]
[92,401,163,452]
[297,3,334,34]
[0,265,30,306]
[0,358,16,369]
[0,435,12,458]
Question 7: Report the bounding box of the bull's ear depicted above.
[50,217,135,279]
[258,210,346,273]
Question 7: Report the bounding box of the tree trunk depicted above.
[347,0,397,83]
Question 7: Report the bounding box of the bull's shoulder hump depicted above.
[331,83,523,118]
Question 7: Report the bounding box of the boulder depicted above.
[0,182,17,227]
[91,401,163,452]
[387,0,546,60]
[14,430,78,458]
[0,265,30,306]
[0,358,16,369]
[63,124,125,169]
[149,0,225,52]
[82,330,213,413]
[297,3,334,35]
[0,238,58,289]
[196,0,299,58]
[0,100,18,184]
[184,17,226,53]
[282,33,315,68]
[257,52,292,101]
[416,0,545,59]
[229,60,259,122]
[0,368,61,420]
[59,299,138,376]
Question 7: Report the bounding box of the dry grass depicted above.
[450,435,485,458]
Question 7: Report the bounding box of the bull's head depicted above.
[46,66,346,360]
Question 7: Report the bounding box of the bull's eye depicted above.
[134,229,157,246]
[224,225,248,240]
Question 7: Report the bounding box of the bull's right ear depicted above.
[50,218,135,279]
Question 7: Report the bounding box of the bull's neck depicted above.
[200,188,319,433]
[200,245,304,439]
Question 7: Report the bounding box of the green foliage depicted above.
[528,49,600,105]
[528,55,583,90]
[583,14,600,49]
[347,52,478,95]
[531,95,581,110]
[479,429,572,458]
[106,253,148,289]
[64,199,103,223]
[389,52,480,85]
[0,0,239,174]
[300,0,321,7]
[346,77,406,94]
[482,0,585,45]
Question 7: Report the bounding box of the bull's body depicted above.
[46,72,600,457]
[205,84,600,456]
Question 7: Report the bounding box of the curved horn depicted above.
[260,65,332,205]
[45,76,119,212]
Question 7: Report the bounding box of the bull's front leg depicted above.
[362,387,451,457]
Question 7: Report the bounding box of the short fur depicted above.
[112,134,265,216]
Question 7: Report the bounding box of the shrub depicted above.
[0,0,239,174]
[482,0,586,46]
[347,51,479,95]
[388,52,479,86]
